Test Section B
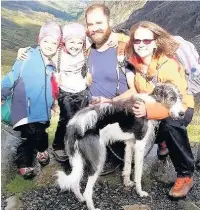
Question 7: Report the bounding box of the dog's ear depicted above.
[152,85,161,96]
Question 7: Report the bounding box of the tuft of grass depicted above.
[6,175,36,196]
[47,109,59,145]
[188,125,200,142]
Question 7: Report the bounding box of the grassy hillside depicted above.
[2,0,82,21]
[41,0,85,18]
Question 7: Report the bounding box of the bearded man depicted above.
[85,4,136,174]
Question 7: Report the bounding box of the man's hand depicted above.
[17,47,31,60]
[1,100,4,105]
[90,96,112,105]
[132,101,147,118]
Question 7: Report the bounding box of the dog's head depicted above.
[152,83,185,120]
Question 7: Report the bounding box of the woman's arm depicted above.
[145,60,188,120]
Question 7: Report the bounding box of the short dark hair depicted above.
[85,3,110,21]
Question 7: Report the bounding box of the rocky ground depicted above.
[2,147,200,210]
[1,169,200,210]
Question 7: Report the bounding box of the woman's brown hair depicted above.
[125,21,180,59]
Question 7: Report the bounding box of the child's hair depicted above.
[62,23,86,42]
[38,21,62,44]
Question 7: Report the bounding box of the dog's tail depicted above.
[57,134,104,197]
[56,150,84,193]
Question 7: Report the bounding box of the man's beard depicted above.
[88,28,112,47]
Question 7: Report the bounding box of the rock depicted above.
[5,196,22,210]
[123,204,150,210]
[197,143,200,161]
[1,124,64,189]
[1,124,21,187]
[177,200,200,210]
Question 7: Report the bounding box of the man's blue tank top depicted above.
[88,47,129,99]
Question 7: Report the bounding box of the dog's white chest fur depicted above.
[99,123,135,145]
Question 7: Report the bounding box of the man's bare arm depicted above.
[17,47,31,60]
[112,72,137,102]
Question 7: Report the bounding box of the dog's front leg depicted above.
[123,140,135,187]
[134,140,149,197]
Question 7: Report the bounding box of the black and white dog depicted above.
[56,83,185,210]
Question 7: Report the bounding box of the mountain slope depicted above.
[1,0,83,21]
[79,0,146,25]
[41,0,86,17]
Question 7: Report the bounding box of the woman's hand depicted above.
[132,101,147,118]
[17,47,31,60]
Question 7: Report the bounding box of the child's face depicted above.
[40,36,59,57]
[65,37,84,56]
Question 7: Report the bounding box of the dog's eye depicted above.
[170,96,176,102]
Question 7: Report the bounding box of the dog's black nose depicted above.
[179,111,185,117]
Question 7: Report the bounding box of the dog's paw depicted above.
[124,179,134,187]
[137,190,149,197]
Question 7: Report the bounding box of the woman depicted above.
[125,21,195,199]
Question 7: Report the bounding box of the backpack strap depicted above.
[84,46,91,58]
[81,41,90,79]
[172,56,181,72]
[115,41,128,95]
[150,60,168,86]
[57,47,62,73]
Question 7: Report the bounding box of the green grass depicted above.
[6,175,37,197]
[188,125,200,142]
[1,49,16,76]
[47,111,59,145]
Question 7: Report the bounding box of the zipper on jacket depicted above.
[39,49,50,121]
[45,66,49,120]
[28,97,31,114]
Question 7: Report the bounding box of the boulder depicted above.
[1,124,21,187]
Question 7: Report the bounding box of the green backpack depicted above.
[1,72,14,125]
[1,66,23,126]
